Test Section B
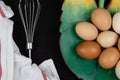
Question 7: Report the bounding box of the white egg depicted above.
[115,60,120,79]
[97,31,118,48]
[113,12,120,34]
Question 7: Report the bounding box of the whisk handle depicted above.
[27,42,32,50]
[27,43,32,58]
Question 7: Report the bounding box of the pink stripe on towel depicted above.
[0,7,5,17]
[0,41,2,80]
[42,71,47,80]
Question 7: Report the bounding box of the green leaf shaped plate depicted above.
[59,0,120,80]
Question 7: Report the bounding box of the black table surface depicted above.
[3,0,110,80]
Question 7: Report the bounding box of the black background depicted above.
[3,0,110,80]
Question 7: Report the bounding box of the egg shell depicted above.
[115,60,120,79]
[97,31,118,48]
[76,22,98,40]
[99,47,120,69]
[118,38,120,51]
[113,12,120,34]
[76,41,101,60]
[91,8,112,31]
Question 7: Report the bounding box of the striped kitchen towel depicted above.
[0,1,60,80]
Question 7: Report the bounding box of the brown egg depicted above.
[118,38,120,51]
[99,47,120,69]
[76,22,98,40]
[76,41,101,60]
[91,8,112,31]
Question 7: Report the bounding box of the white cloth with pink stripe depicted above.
[0,1,60,80]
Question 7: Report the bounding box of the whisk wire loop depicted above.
[18,0,41,58]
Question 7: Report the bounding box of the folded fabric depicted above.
[0,1,14,18]
[13,41,60,80]
[39,59,60,80]
[0,1,60,80]
[13,43,47,80]
[0,13,14,80]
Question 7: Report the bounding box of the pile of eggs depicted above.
[75,8,120,79]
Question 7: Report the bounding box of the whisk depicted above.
[18,0,41,58]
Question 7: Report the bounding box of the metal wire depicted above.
[18,0,41,58]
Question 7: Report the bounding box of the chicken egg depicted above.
[118,38,120,51]
[115,60,120,79]
[76,41,101,60]
[97,31,118,48]
[113,12,120,34]
[99,47,120,69]
[75,22,98,40]
[91,8,112,31]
